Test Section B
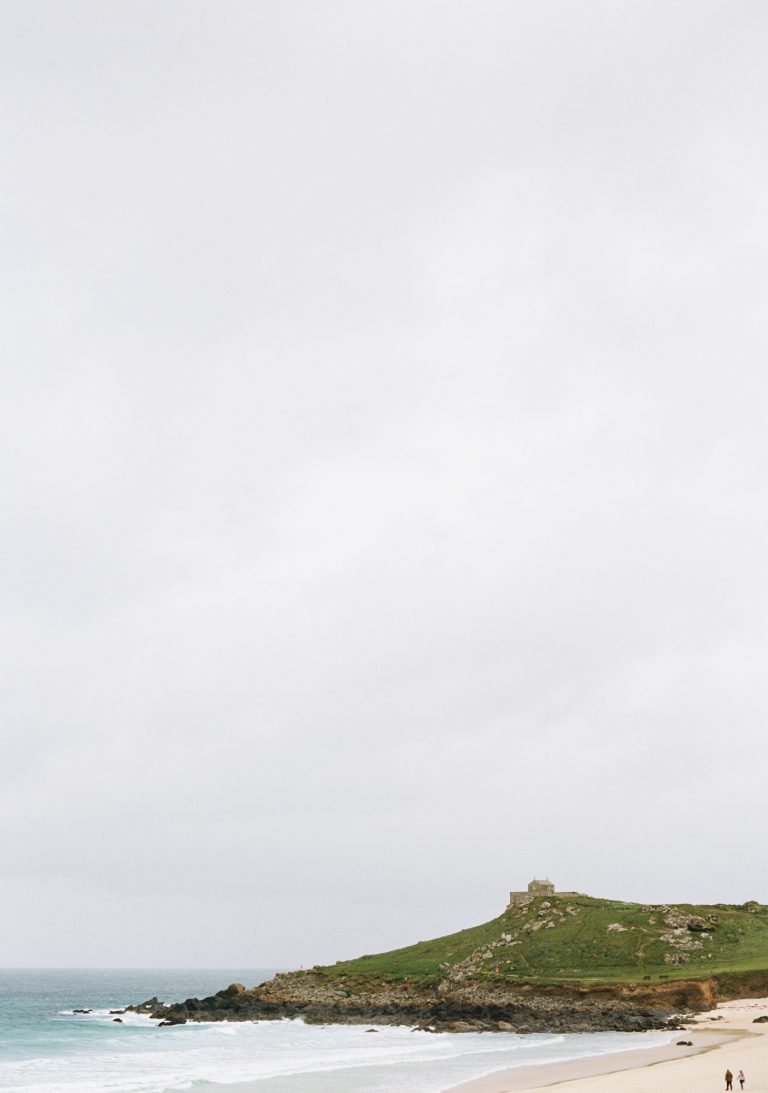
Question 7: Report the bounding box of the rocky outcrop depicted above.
[127,973,717,1033]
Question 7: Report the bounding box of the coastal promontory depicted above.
[132,885,768,1033]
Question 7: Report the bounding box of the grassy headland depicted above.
[132,895,768,1033]
[320,894,768,987]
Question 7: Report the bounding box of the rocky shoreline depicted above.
[127,972,716,1033]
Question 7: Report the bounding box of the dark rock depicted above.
[73,1009,92,1014]
[439,1020,480,1032]
[109,1009,125,1015]
[753,1015,768,1023]
[112,1017,123,1023]
[126,968,716,1036]
[676,1040,693,1046]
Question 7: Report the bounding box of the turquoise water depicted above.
[0,969,274,1090]
[0,969,675,1092]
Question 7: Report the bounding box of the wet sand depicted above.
[444,998,767,1093]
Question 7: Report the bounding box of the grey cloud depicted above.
[1,0,767,967]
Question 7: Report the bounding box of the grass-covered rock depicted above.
[131,896,768,1032]
[323,895,768,986]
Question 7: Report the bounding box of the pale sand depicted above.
[444,998,768,1093]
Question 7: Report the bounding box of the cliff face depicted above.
[131,972,720,1033]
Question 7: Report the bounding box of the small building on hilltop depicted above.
[508,878,556,906]
[508,879,583,907]
[528,878,555,896]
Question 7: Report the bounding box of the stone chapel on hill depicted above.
[508,878,581,907]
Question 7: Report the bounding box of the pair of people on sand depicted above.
[725,1069,745,1090]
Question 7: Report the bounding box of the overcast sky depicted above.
[2,0,767,969]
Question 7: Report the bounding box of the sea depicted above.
[0,969,675,1093]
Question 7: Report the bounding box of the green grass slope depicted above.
[322,895,768,986]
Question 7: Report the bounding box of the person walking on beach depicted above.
[738,1071,745,1090]
[725,1069,733,1090]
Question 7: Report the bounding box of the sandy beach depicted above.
[445,998,768,1093]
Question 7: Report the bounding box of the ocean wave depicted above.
[0,1020,674,1093]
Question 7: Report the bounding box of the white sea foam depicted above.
[59,1009,156,1027]
[0,1017,675,1093]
